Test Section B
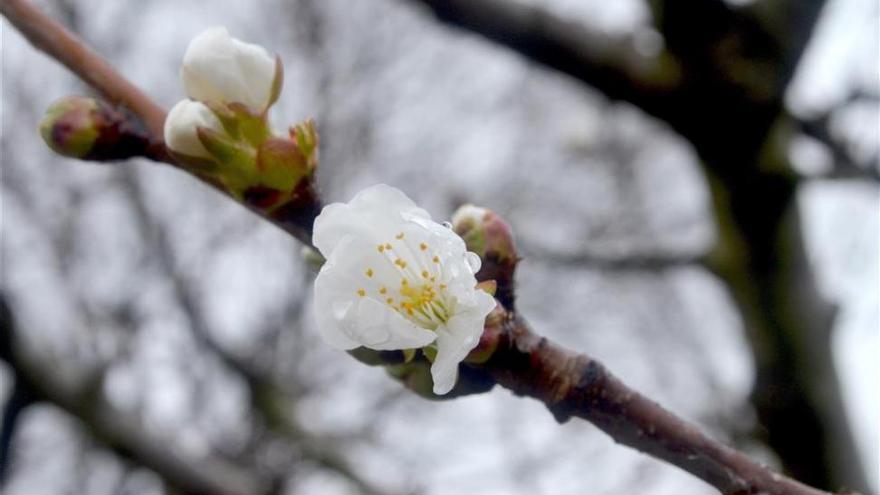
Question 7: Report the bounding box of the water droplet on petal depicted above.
[442,221,452,229]
[465,252,482,273]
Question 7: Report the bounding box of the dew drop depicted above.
[465,252,482,272]
[442,221,453,229]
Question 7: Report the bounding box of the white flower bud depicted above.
[163,99,224,159]
[181,26,278,111]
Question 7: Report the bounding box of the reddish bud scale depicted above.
[242,185,283,209]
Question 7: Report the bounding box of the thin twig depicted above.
[795,112,880,182]
[117,170,389,495]
[406,0,682,117]
[0,296,266,495]
[0,0,166,137]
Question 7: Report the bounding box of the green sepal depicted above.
[255,137,308,191]
[197,126,251,166]
[289,119,319,172]
[402,348,417,363]
[265,55,284,111]
[421,344,438,363]
[196,126,259,194]
[227,102,270,147]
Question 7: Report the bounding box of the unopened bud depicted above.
[452,204,518,308]
[40,96,152,161]
[181,26,281,113]
[452,205,517,264]
[164,99,226,160]
[256,137,310,190]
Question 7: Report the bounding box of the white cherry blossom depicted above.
[313,184,497,394]
[181,26,278,111]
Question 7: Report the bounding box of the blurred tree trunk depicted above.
[656,2,868,490]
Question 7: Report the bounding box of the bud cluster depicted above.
[163,27,317,211]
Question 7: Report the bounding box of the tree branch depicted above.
[0,0,320,248]
[0,0,166,138]
[405,0,683,116]
[116,170,389,495]
[393,0,868,490]
[0,296,267,495]
[526,246,705,271]
[794,111,880,182]
[0,379,35,485]
[480,313,831,495]
[1,2,842,494]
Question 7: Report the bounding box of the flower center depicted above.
[356,232,452,330]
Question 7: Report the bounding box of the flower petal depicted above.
[314,235,436,350]
[313,184,431,257]
[430,290,496,394]
[355,297,437,350]
[163,99,224,158]
[181,27,277,111]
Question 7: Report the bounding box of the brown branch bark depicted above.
[0,0,166,138]
[0,0,320,248]
[0,1,849,494]
[481,313,831,495]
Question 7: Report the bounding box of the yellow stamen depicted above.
[379,286,387,294]
[421,270,430,278]
[432,256,440,263]
[357,289,366,297]
[366,268,374,277]
[377,245,385,253]
[396,232,405,239]
[420,243,428,251]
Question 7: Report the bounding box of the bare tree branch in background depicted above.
[0,295,267,495]
[792,90,880,181]
[0,379,35,484]
[406,0,683,118]
[116,170,390,495]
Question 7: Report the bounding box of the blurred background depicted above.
[1,0,877,494]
